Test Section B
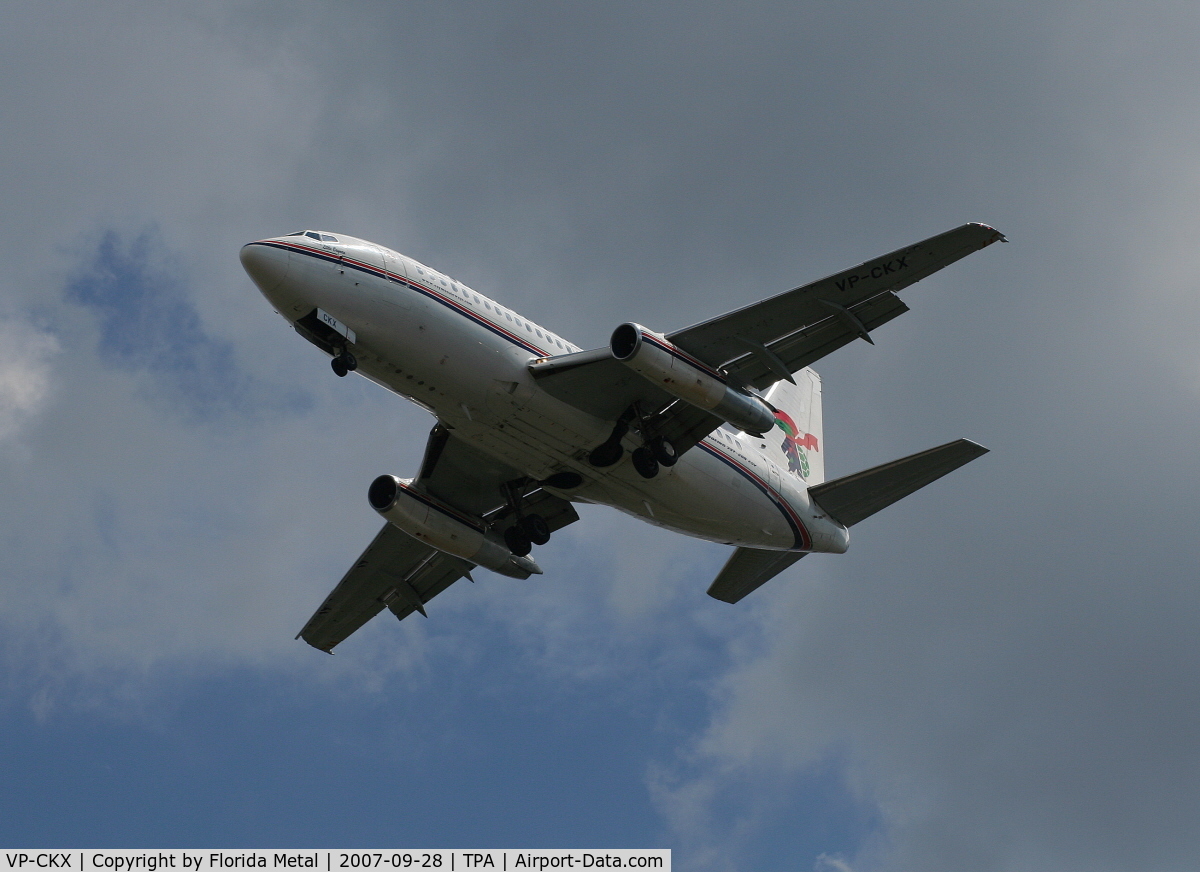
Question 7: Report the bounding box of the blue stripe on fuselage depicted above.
[697,440,811,551]
[253,240,552,357]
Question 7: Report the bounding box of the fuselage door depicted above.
[382,249,407,282]
[768,462,783,496]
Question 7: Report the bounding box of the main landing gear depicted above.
[500,481,551,557]
[503,513,550,557]
[631,437,678,479]
[331,348,358,378]
[588,406,678,480]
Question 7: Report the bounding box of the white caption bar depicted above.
[0,852,669,872]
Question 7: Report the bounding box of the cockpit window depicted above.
[320,234,338,242]
[303,231,339,242]
[285,231,305,237]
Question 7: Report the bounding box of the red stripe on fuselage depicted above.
[257,240,553,357]
[697,440,811,551]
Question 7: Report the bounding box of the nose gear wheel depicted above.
[331,349,358,378]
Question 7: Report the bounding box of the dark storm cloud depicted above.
[3,1,1200,870]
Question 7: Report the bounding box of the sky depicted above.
[2,2,1200,869]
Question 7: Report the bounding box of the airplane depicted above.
[240,223,1005,652]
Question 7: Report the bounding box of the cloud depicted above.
[0,316,57,442]
[5,1,1200,867]
[815,856,856,872]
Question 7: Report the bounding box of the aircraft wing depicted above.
[530,351,724,455]
[529,348,676,422]
[707,548,807,603]
[296,522,475,653]
[418,422,580,529]
[531,224,1003,448]
[417,423,524,516]
[297,423,579,652]
[669,223,1005,386]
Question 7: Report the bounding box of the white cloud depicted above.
[815,855,856,872]
[0,317,57,442]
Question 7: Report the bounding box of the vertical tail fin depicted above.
[763,368,825,485]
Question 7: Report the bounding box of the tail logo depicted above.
[773,411,819,478]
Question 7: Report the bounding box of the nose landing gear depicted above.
[331,349,358,378]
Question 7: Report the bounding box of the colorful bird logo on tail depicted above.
[774,410,819,479]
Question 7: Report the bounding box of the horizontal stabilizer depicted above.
[707,548,807,604]
[808,439,988,527]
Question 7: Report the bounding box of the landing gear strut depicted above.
[588,418,629,467]
[331,349,358,378]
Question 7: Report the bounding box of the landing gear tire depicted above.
[519,513,551,546]
[504,526,532,557]
[632,446,659,479]
[651,437,678,467]
[331,350,357,378]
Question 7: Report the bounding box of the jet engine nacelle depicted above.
[368,475,542,579]
[610,322,776,436]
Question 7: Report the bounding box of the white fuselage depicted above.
[241,232,850,555]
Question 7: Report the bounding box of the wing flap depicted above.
[383,545,476,622]
[707,548,807,603]
[727,292,909,390]
[670,223,1004,368]
[808,438,989,527]
[296,523,473,652]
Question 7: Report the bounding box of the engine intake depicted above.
[610,323,777,436]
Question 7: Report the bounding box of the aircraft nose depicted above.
[240,241,291,293]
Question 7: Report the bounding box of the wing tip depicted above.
[956,438,990,458]
[296,632,335,654]
[968,222,1007,245]
[706,586,744,604]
